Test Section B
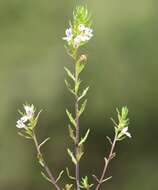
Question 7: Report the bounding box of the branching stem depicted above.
[32,131,61,190]
[95,133,117,190]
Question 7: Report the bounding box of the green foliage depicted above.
[79,99,87,116]
[64,67,75,81]
[78,129,90,146]
[73,6,92,27]
[78,87,89,101]
[117,106,129,129]
[67,148,77,165]
[68,125,76,143]
[80,176,93,189]
[66,109,77,128]
[63,184,73,190]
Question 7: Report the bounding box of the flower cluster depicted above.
[63,24,93,48]
[16,104,35,129]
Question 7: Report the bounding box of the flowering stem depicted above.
[95,133,117,190]
[74,57,81,190]
[32,130,61,190]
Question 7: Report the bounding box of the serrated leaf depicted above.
[64,67,75,81]
[79,99,87,116]
[78,129,90,146]
[67,149,77,165]
[68,125,76,143]
[78,87,89,101]
[66,109,76,128]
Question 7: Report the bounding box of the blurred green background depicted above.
[0,0,158,189]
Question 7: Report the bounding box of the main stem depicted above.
[32,131,61,190]
[74,59,80,190]
[95,134,117,190]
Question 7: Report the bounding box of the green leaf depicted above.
[67,149,77,165]
[79,99,87,116]
[66,109,76,128]
[64,184,73,190]
[56,170,64,182]
[31,110,42,129]
[75,79,81,94]
[78,87,89,101]
[76,61,85,75]
[68,125,76,143]
[39,137,50,150]
[64,67,75,81]
[78,129,90,146]
[79,88,88,99]
[18,132,32,139]
[41,171,52,183]
[65,79,75,95]
[37,153,44,167]
[76,146,84,161]
[66,167,75,180]
[101,176,112,183]
[81,176,93,189]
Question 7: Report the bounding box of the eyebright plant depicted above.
[16,5,132,190]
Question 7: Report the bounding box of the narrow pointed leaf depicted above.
[68,125,76,143]
[75,79,81,94]
[41,171,52,183]
[101,176,112,183]
[79,99,87,116]
[66,109,76,128]
[56,170,64,182]
[65,79,75,95]
[64,67,75,81]
[76,61,85,75]
[66,167,75,180]
[67,149,77,165]
[78,129,90,146]
[39,137,50,149]
[78,87,89,101]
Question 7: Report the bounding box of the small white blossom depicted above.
[74,36,82,48]
[62,28,73,42]
[79,24,93,41]
[24,104,34,119]
[21,115,28,123]
[78,24,86,32]
[16,119,25,129]
[121,127,131,138]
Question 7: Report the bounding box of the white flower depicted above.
[62,28,73,42]
[73,36,82,48]
[121,127,131,138]
[16,119,25,129]
[24,104,34,119]
[78,24,86,32]
[21,115,28,123]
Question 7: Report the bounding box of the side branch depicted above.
[95,134,117,190]
[32,131,61,190]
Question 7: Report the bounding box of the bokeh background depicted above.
[0,0,158,189]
